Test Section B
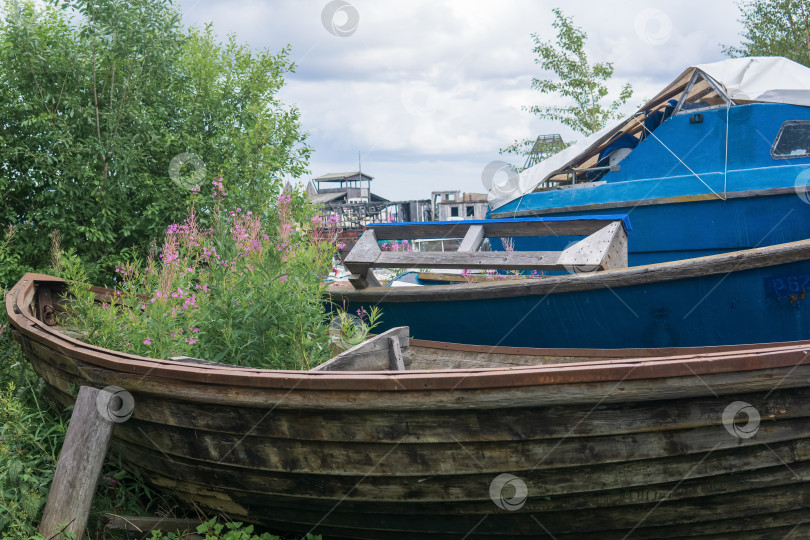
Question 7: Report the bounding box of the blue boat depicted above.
[488,57,810,266]
[330,58,810,349]
[330,216,810,349]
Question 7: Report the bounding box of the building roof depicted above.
[314,171,374,182]
[310,191,347,204]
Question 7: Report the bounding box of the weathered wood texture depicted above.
[457,224,485,252]
[311,327,411,371]
[39,386,122,539]
[10,275,810,538]
[369,218,624,240]
[344,220,628,289]
[332,235,810,302]
[344,229,382,289]
[490,186,799,218]
[556,221,627,271]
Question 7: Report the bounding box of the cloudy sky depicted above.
[178,0,745,201]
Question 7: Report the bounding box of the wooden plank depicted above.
[109,415,810,475]
[370,219,621,240]
[389,337,405,370]
[344,230,382,289]
[373,250,562,270]
[491,186,798,218]
[25,341,810,415]
[417,272,510,283]
[39,386,127,539]
[457,224,485,252]
[112,440,810,532]
[331,236,810,302]
[557,221,627,271]
[342,221,625,276]
[312,327,410,371]
[348,270,381,289]
[602,220,628,270]
[343,229,381,265]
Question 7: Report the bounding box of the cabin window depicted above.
[450,207,459,217]
[771,121,810,159]
[466,206,475,217]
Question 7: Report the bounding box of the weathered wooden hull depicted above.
[8,274,810,538]
[331,238,810,349]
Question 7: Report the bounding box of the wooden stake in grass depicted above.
[39,385,134,539]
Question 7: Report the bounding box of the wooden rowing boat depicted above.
[8,273,810,538]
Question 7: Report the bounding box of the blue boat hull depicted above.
[334,248,810,349]
[499,192,810,267]
[490,104,810,265]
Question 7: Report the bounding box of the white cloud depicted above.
[179,0,745,201]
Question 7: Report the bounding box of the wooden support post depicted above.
[557,221,627,272]
[39,386,133,539]
[389,336,405,370]
[344,229,382,289]
[458,224,485,252]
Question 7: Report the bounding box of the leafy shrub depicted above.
[148,518,321,540]
[0,0,311,285]
[0,321,65,538]
[0,225,32,291]
[58,184,341,369]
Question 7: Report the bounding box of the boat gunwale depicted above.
[8,273,810,391]
[328,236,810,302]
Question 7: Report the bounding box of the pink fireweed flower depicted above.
[143,338,152,345]
[280,275,288,283]
[337,242,346,249]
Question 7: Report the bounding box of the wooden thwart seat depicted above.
[312,327,411,371]
[343,217,629,289]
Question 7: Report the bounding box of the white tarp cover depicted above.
[489,56,810,210]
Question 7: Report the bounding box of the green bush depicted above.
[0,320,64,537]
[0,0,311,286]
[58,186,340,369]
[149,518,321,540]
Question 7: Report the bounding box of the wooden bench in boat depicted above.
[343,216,629,289]
[313,327,411,371]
